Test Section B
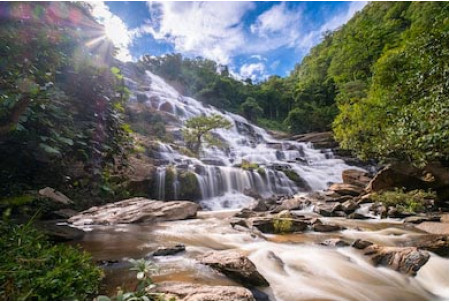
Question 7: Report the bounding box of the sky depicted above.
[91,1,367,81]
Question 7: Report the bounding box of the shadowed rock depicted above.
[197,250,269,287]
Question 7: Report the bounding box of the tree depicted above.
[181,114,232,156]
[240,97,263,122]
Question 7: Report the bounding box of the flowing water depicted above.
[72,65,448,300]
[123,66,358,209]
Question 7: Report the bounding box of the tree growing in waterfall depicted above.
[182,114,232,156]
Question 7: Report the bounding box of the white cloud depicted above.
[250,3,300,38]
[239,62,267,81]
[90,2,134,62]
[142,1,255,64]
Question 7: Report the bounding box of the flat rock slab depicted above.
[155,282,255,301]
[197,250,269,287]
[415,222,449,235]
[68,197,199,225]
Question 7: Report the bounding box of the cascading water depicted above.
[122,66,359,210]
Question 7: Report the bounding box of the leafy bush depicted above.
[372,189,436,213]
[0,222,103,300]
[97,259,167,301]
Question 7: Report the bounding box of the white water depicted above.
[123,67,359,209]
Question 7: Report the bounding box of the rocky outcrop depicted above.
[155,282,255,301]
[68,198,199,225]
[38,187,73,204]
[290,131,338,149]
[151,244,186,256]
[197,250,269,287]
[363,245,430,276]
[328,183,364,197]
[342,169,372,188]
[249,217,308,234]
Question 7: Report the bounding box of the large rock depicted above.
[36,220,84,242]
[68,198,199,225]
[151,244,186,256]
[342,169,372,188]
[155,282,255,301]
[328,183,364,197]
[197,250,269,287]
[313,203,342,217]
[38,187,73,204]
[291,131,338,149]
[313,223,343,232]
[124,157,156,196]
[249,217,307,234]
[363,245,430,276]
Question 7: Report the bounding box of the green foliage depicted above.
[0,222,102,300]
[240,97,263,122]
[282,169,302,185]
[182,114,232,156]
[372,188,436,213]
[240,160,259,171]
[97,258,166,301]
[178,171,201,201]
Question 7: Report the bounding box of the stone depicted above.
[341,200,359,214]
[50,208,78,219]
[197,250,269,287]
[320,238,350,247]
[415,221,449,235]
[363,245,430,276]
[387,207,416,219]
[347,212,371,220]
[399,235,449,255]
[37,221,84,242]
[313,203,342,217]
[249,217,307,234]
[271,197,304,212]
[68,198,199,226]
[155,282,255,301]
[325,195,355,203]
[152,244,186,256]
[404,216,441,224]
[313,223,343,232]
[342,169,372,188]
[328,183,364,197]
[234,209,260,219]
[38,187,72,204]
[243,188,262,200]
[352,239,373,249]
[356,193,374,205]
[249,200,268,212]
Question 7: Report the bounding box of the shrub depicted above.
[372,188,436,213]
[0,222,103,300]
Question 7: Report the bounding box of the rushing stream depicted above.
[71,65,448,301]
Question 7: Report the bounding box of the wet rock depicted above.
[37,221,84,242]
[347,212,371,220]
[325,195,355,203]
[400,235,449,255]
[38,187,72,204]
[356,193,374,205]
[234,209,260,219]
[341,200,359,214]
[249,217,307,234]
[320,238,350,247]
[328,183,364,197]
[404,216,441,224]
[313,223,343,232]
[68,198,199,225]
[155,282,255,301]
[363,245,430,276]
[387,207,416,219]
[416,221,449,235]
[200,158,226,166]
[249,200,269,212]
[333,211,347,218]
[50,208,78,219]
[370,203,387,218]
[243,188,262,200]
[313,203,342,217]
[352,239,373,249]
[342,169,372,188]
[230,218,249,229]
[271,197,304,212]
[249,288,270,301]
[197,250,269,287]
[96,259,120,267]
[152,244,186,256]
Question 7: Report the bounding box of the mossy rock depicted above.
[178,171,202,201]
[282,169,311,191]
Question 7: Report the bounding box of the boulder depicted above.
[68,198,199,226]
[415,221,449,235]
[363,245,430,275]
[249,200,268,212]
[271,197,304,213]
[155,282,255,301]
[50,208,78,219]
[249,217,307,234]
[234,209,260,219]
[342,169,372,188]
[320,238,350,247]
[313,203,342,217]
[243,188,262,200]
[328,183,364,197]
[341,200,359,214]
[313,223,343,232]
[356,193,374,205]
[197,250,269,287]
[38,187,72,204]
[399,235,449,255]
[37,221,84,242]
[347,212,371,220]
[404,216,441,224]
[151,244,186,256]
[352,239,373,249]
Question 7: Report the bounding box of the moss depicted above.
[257,167,266,176]
[372,188,436,213]
[273,218,293,234]
[240,160,259,171]
[178,171,202,201]
[164,166,176,201]
[282,169,301,184]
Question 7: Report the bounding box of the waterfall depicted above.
[121,66,360,209]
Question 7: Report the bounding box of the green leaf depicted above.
[39,143,61,156]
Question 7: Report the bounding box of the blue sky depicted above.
[91,1,367,81]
